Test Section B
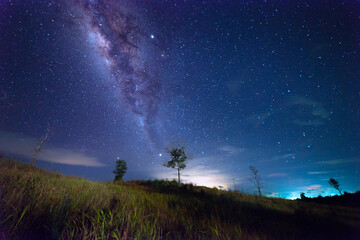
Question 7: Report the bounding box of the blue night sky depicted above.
[0,0,359,199]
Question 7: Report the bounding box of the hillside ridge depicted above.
[0,157,359,240]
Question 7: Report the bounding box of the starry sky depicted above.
[1,0,359,199]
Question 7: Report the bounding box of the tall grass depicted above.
[0,157,359,239]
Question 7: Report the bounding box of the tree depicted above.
[113,159,127,181]
[328,178,342,195]
[31,125,52,166]
[163,146,188,186]
[300,192,307,200]
[249,165,262,196]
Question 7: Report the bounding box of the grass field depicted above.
[0,156,359,240]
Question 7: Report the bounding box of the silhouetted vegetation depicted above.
[249,165,262,196]
[297,191,360,208]
[163,146,188,186]
[113,159,127,181]
[328,178,342,195]
[1,157,359,240]
[300,192,307,200]
[31,125,51,166]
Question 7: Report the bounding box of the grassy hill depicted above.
[0,157,359,240]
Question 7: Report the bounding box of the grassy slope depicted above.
[0,157,359,240]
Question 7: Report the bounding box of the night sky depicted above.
[1,0,359,199]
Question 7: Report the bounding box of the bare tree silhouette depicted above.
[249,165,262,196]
[31,125,52,166]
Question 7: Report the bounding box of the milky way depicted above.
[76,0,161,139]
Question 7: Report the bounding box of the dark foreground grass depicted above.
[0,157,359,240]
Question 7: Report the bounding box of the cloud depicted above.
[311,107,330,118]
[40,148,104,166]
[267,172,287,177]
[288,96,330,126]
[269,192,280,197]
[0,131,105,167]
[264,153,295,163]
[307,171,329,175]
[316,158,359,166]
[218,145,245,156]
[273,154,294,160]
[306,184,322,191]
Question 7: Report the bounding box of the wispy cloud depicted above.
[307,171,329,175]
[269,192,280,197]
[264,153,295,163]
[218,145,245,156]
[273,154,294,161]
[306,184,322,191]
[288,96,330,126]
[0,131,105,167]
[316,158,359,166]
[267,172,287,178]
[311,107,330,118]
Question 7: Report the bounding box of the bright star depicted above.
[150,34,155,39]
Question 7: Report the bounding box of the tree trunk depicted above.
[258,186,261,196]
[177,168,180,186]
